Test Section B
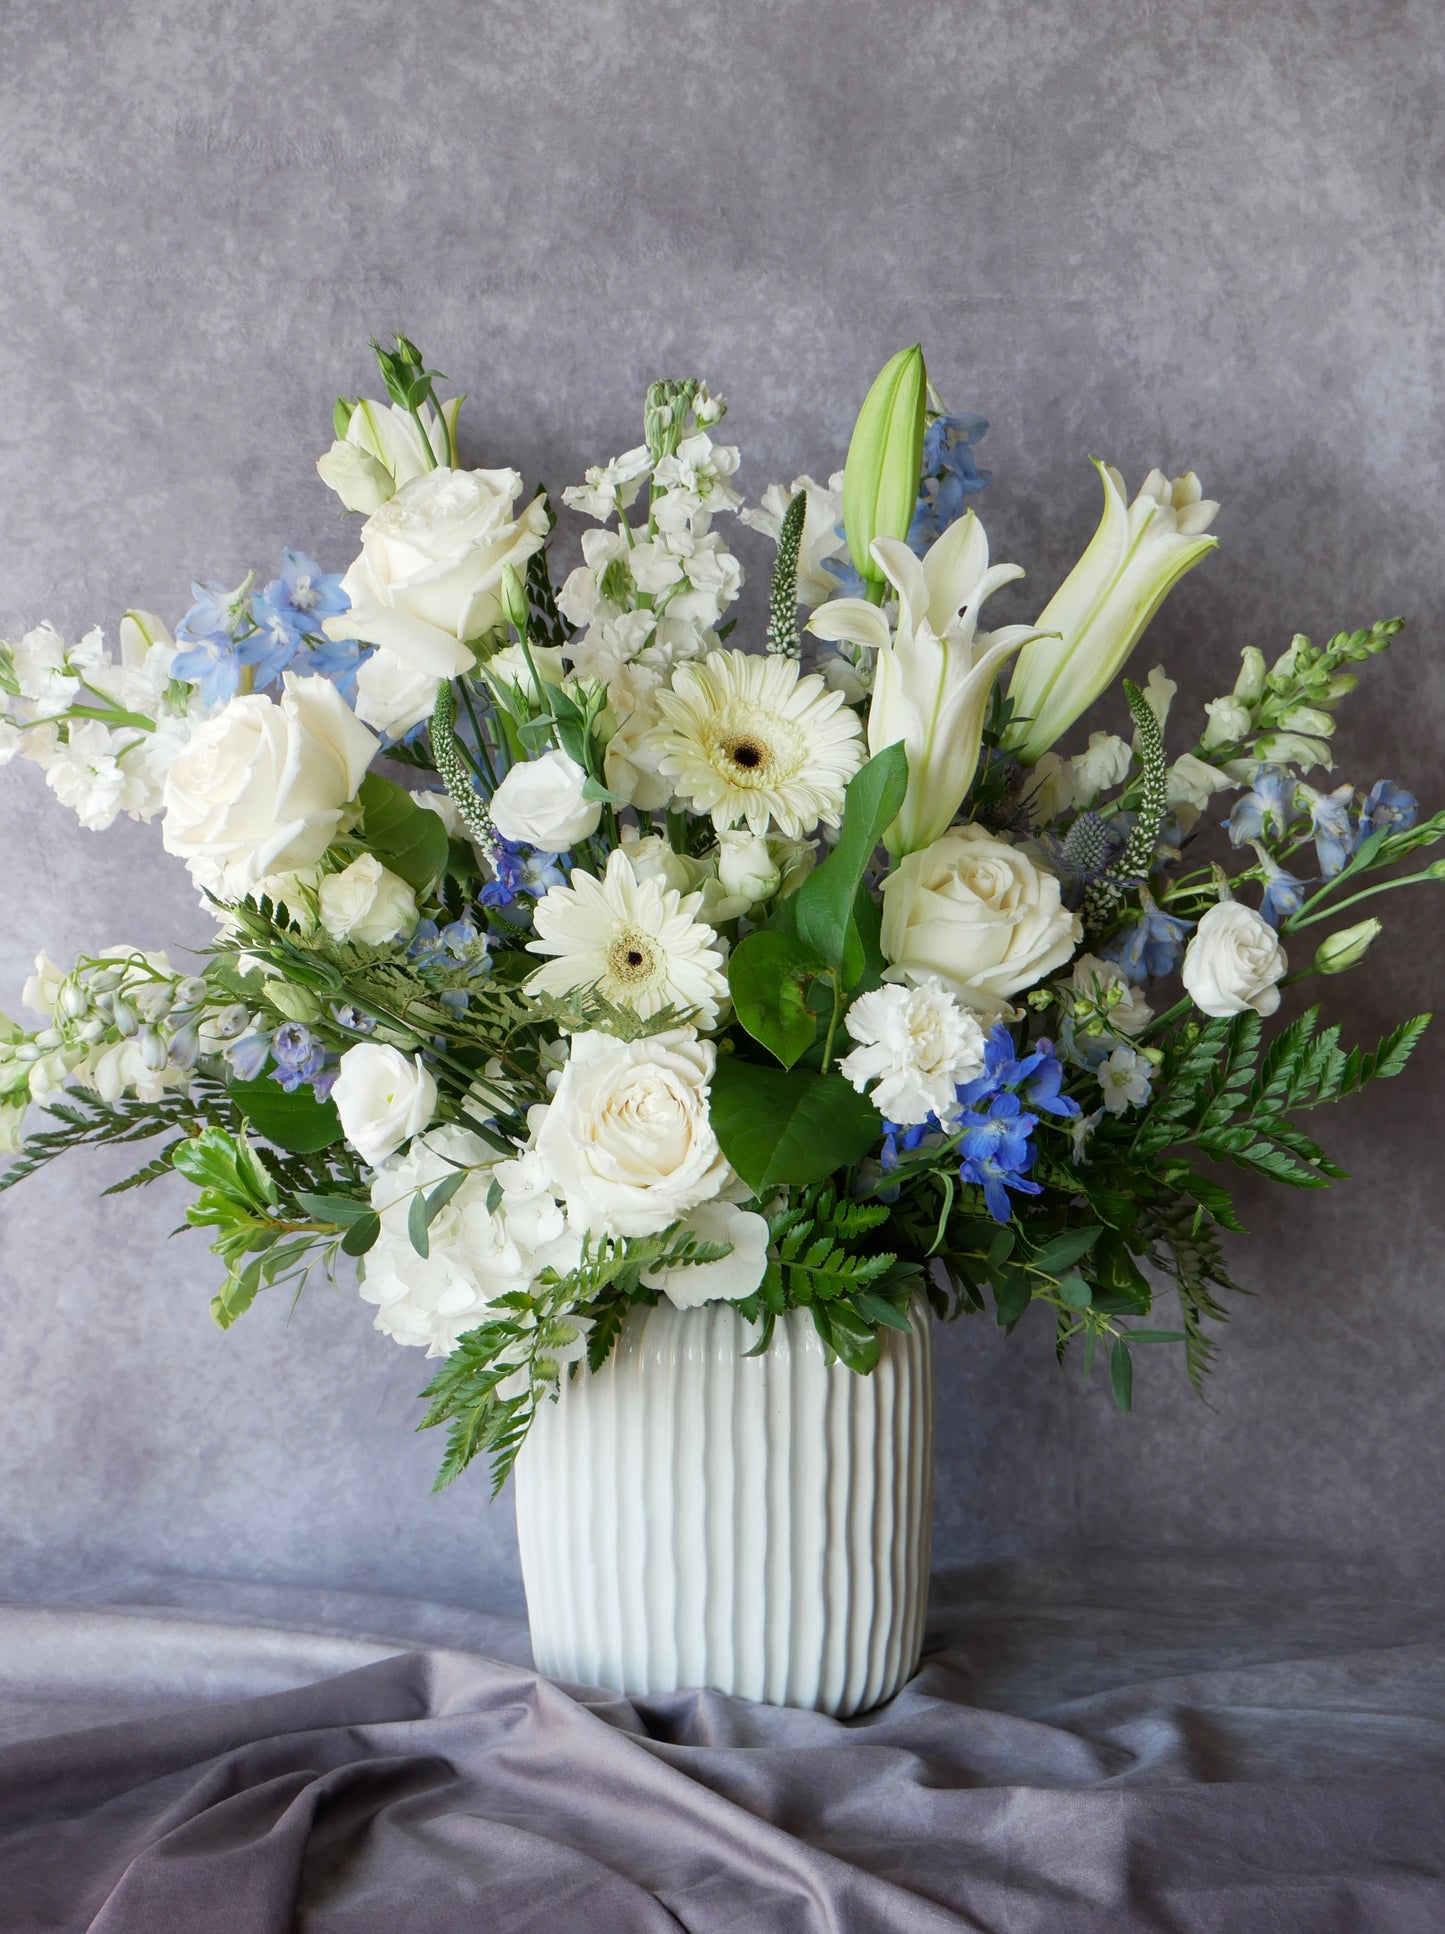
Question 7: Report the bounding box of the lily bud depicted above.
[1312,918,1382,974]
[842,346,927,587]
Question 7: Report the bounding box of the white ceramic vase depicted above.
[513,1296,934,1717]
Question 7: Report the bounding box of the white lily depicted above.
[808,512,1047,855]
[1004,462,1219,763]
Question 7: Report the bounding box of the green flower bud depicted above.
[1312,917,1382,974]
[264,982,322,1025]
[1278,705,1335,737]
[842,345,927,585]
[1233,646,1268,703]
[501,563,530,634]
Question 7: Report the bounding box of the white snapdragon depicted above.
[1181,900,1288,1018]
[1070,732,1132,806]
[331,1042,438,1167]
[740,472,849,607]
[1166,752,1238,816]
[838,980,988,1127]
[489,748,602,851]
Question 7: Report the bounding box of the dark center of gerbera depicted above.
[730,740,763,769]
[624,948,644,967]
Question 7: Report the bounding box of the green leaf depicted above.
[341,1211,381,1256]
[229,1079,343,1154]
[790,743,908,970]
[1028,1226,1103,1276]
[357,771,449,891]
[294,1190,376,1226]
[992,1267,1031,1327]
[406,1168,468,1259]
[1110,1337,1134,1412]
[708,1058,882,1195]
[1056,1272,1092,1310]
[727,931,827,1068]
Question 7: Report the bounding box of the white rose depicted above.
[640,1199,771,1309]
[490,748,601,851]
[1181,900,1288,1018]
[315,438,394,514]
[880,824,1082,1020]
[352,648,441,739]
[323,466,549,680]
[160,673,377,896]
[533,1027,728,1238]
[332,1042,438,1167]
[714,830,782,907]
[602,664,674,812]
[318,855,419,945]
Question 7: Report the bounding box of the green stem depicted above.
[819,972,845,1074]
[1286,867,1439,931]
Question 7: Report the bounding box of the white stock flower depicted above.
[644,647,865,838]
[331,1042,438,1167]
[562,444,653,522]
[651,434,743,532]
[489,748,602,851]
[532,1027,728,1238]
[880,824,1082,1021]
[323,466,549,686]
[1005,464,1219,761]
[838,980,988,1127]
[528,847,729,1027]
[11,622,101,717]
[161,674,377,896]
[1097,1045,1154,1115]
[809,512,1044,855]
[318,854,419,945]
[1181,900,1288,1019]
[360,1125,579,1357]
[41,721,128,831]
[740,471,848,607]
[558,528,631,630]
[639,1199,770,1309]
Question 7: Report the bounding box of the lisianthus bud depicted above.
[264,981,323,1025]
[841,346,926,587]
[501,563,531,634]
[1312,918,1382,974]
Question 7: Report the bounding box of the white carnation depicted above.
[837,980,988,1126]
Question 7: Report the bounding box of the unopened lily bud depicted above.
[1233,647,1268,703]
[842,344,927,586]
[1312,918,1382,974]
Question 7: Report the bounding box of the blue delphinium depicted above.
[270,1022,328,1093]
[1102,893,1195,982]
[1227,765,1296,848]
[1297,782,1356,878]
[242,551,351,688]
[479,836,567,911]
[956,1024,1080,1120]
[1357,779,1418,842]
[957,1091,1043,1223]
[1252,845,1313,928]
[908,414,991,553]
[171,575,257,707]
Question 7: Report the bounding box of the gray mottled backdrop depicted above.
[1,0,1441,1617]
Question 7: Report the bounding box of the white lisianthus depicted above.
[740,472,848,607]
[837,979,988,1126]
[644,648,865,838]
[1182,900,1288,1018]
[809,512,1046,855]
[360,1125,580,1357]
[528,846,729,1026]
[880,824,1082,1020]
[532,1027,728,1238]
[323,467,549,688]
[480,641,566,706]
[161,674,377,896]
[1097,1044,1154,1115]
[639,1199,770,1309]
[1005,464,1219,762]
[316,396,462,512]
[489,748,602,851]
[331,1042,438,1167]
[318,855,419,945]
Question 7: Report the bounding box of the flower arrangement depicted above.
[2,336,1438,1492]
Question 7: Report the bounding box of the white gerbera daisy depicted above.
[527,847,729,1027]
[837,979,987,1126]
[643,647,865,837]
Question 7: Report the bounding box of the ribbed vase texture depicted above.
[514,1297,933,1717]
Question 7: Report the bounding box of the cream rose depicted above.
[532,1027,728,1238]
[332,1043,438,1167]
[489,748,602,851]
[353,649,445,739]
[318,855,419,945]
[1181,900,1288,1018]
[323,466,550,682]
[880,824,1082,1019]
[160,674,377,897]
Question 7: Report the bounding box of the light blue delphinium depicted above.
[908,413,991,553]
[955,1024,1080,1119]
[1227,764,1296,848]
[242,551,351,689]
[956,1091,1043,1224]
[1357,779,1418,843]
[173,573,256,707]
[1102,891,1195,982]
[169,633,243,707]
[269,1022,328,1093]
[1297,782,1356,878]
[1252,844,1313,928]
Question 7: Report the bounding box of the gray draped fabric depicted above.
[5,1558,1445,1931]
